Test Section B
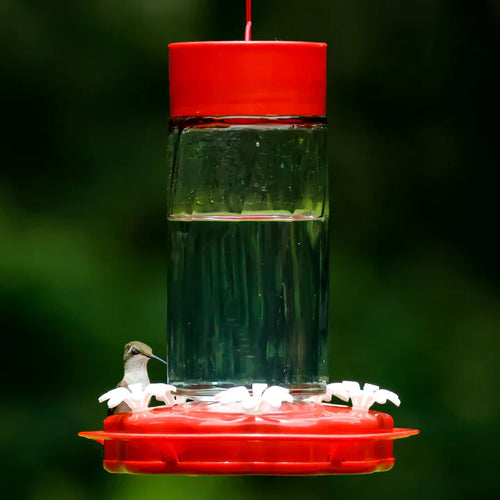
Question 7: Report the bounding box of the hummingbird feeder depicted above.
[80,0,418,475]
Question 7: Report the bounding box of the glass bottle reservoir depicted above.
[166,42,328,398]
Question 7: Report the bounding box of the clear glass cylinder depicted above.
[167,116,328,398]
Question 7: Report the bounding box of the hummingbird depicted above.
[110,341,167,414]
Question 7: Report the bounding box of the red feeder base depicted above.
[79,403,418,475]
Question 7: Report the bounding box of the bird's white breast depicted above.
[123,355,150,389]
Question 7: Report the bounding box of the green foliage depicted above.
[1,1,498,499]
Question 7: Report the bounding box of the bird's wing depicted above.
[107,381,131,415]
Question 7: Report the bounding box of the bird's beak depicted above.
[147,353,167,365]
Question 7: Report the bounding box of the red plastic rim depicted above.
[80,403,418,475]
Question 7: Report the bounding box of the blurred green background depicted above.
[1,0,498,498]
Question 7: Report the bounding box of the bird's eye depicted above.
[130,347,140,355]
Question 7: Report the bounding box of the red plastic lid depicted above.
[168,41,327,117]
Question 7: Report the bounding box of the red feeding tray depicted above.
[79,403,418,475]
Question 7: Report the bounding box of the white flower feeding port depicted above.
[306,381,401,412]
[99,383,178,412]
[214,384,294,415]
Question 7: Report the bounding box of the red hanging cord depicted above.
[245,0,252,41]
